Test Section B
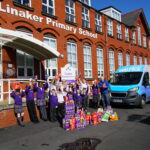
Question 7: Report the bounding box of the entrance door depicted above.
[0,48,2,101]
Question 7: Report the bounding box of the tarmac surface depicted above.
[0,104,150,150]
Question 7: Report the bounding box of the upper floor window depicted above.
[143,35,147,48]
[125,27,129,42]
[82,7,90,28]
[138,25,142,46]
[14,0,31,7]
[42,0,55,15]
[95,13,102,32]
[107,19,113,36]
[65,0,75,23]
[132,31,136,44]
[79,0,91,6]
[117,23,122,39]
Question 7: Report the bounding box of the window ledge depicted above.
[82,26,92,31]
[108,34,114,38]
[65,20,78,26]
[95,31,103,35]
[13,1,34,11]
[41,12,58,20]
[117,38,123,41]
[85,78,94,81]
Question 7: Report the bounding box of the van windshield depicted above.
[110,72,143,85]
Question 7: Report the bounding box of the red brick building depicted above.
[0,0,150,127]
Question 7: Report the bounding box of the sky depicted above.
[91,0,150,27]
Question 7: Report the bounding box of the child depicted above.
[49,89,58,122]
[34,81,48,121]
[11,89,25,127]
[92,80,99,108]
[74,89,82,109]
[25,81,39,123]
[81,88,88,111]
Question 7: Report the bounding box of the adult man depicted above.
[98,76,110,110]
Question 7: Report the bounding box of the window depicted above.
[139,56,143,65]
[79,0,91,6]
[118,51,123,67]
[109,49,115,76]
[97,47,104,77]
[95,13,102,32]
[65,0,75,23]
[133,54,137,65]
[42,0,55,15]
[107,19,113,36]
[117,23,122,39]
[67,42,78,74]
[132,31,136,44]
[126,53,130,66]
[144,57,148,65]
[44,35,58,78]
[83,45,92,78]
[14,0,31,7]
[138,25,141,46]
[143,35,147,48]
[17,50,34,78]
[16,30,34,78]
[82,7,90,28]
[125,27,129,42]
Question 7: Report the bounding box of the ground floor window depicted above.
[97,47,104,77]
[126,53,130,66]
[17,50,34,78]
[83,45,92,78]
[144,57,147,65]
[139,56,143,65]
[67,42,78,74]
[133,55,137,65]
[109,49,115,76]
[118,51,123,67]
[45,59,57,78]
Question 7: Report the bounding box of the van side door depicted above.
[142,72,150,102]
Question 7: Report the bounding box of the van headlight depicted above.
[128,87,139,92]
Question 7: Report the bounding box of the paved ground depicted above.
[0,104,150,150]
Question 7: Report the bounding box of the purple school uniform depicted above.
[49,93,58,108]
[92,85,99,95]
[25,86,34,102]
[11,91,25,113]
[75,94,82,104]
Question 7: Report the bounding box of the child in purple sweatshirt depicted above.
[49,89,58,122]
[11,89,25,127]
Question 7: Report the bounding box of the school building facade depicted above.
[0,0,150,127]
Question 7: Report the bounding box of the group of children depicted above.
[11,76,110,127]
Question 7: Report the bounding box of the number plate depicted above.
[112,99,123,103]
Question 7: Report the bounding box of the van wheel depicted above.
[138,96,146,108]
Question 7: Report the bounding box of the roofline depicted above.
[99,6,122,13]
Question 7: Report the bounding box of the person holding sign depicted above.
[98,76,110,110]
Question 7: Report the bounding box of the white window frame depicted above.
[126,53,130,66]
[95,13,102,32]
[16,32,34,79]
[132,31,136,44]
[82,6,90,28]
[117,23,122,39]
[138,25,142,46]
[83,45,92,78]
[65,0,75,23]
[67,42,78,74]
[107,19,113,36]
[97,47,104,77]
[125,27,129,42]
[42,0,55,15]
[139,56,143,65]
[133,55,137,65]
[109,49,115,76]
[15,0,32,7]
[144,57,147,65]
[118,51,123,67]
[44,36,58,79]
[143,35,147,48]
[79,0,91,6]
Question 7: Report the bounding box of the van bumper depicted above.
[110,91,141,106]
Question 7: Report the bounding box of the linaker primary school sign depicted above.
[0,3,98,39]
